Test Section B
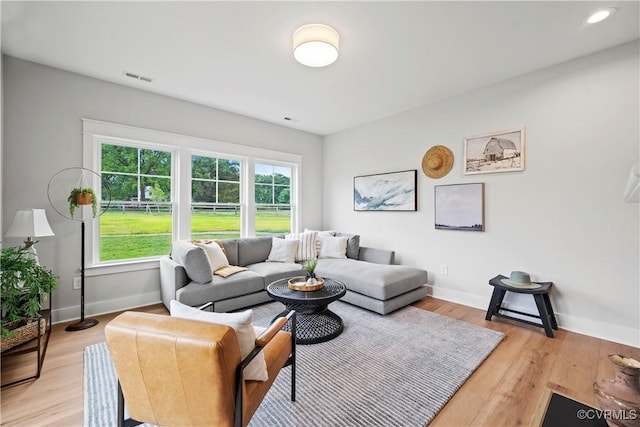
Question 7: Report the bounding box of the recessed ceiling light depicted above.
[587,7,616,24]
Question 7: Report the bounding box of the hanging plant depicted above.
[1,246,58,338]
[67,187,97,218]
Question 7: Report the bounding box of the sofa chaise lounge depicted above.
[160,233,428,315]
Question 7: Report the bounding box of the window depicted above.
[83,119,301,269]
[191,155,241,240]
[255,163,292,235]
[100,143,173,262]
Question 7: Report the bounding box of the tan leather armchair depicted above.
[105,310,296,427]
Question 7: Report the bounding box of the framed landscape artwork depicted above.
[435,183,484,231]
[354,169,417,211]
[464,127,525,175]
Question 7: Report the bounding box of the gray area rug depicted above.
[84,301,504,427]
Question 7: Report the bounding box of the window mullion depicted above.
[137,148,141,201]
[245,158,255,237]
[177,148,191,240]
[292,164,299,232]
[215,158,219,205]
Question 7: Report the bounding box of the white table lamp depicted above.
[5,208,55,262]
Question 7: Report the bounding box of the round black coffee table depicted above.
[267,277,347,344]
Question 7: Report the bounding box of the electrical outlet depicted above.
[72,277,81,290]
[440,264,448,275]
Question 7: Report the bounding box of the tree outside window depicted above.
[191,156,241,240]
[85,120,301,269]
[99,143,173,261]
[255,163,291,235]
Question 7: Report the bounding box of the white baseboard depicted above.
[427,285,640,348]
[427,284,489,311]
[554,313,640,348]
[52,285,640,348]
[52,291,162,324]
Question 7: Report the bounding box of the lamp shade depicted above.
[293,24,339,67]
[5,209,55,238]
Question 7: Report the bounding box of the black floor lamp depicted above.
[48,167,110,331]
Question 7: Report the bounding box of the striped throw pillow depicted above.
[285,231,318,261]
[305,229,336,257]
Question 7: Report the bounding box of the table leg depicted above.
[273,305,344,345]
[533,294,555,338]
[485,288,507,321]
[543,293,558,330]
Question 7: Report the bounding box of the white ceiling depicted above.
[2,1,639,136]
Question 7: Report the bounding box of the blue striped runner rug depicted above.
[84,301,504,427]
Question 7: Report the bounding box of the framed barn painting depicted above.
[435,183,484,231]
[464,127,525,175]
[354,170,417,211]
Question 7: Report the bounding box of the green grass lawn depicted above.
[99,211,290,261]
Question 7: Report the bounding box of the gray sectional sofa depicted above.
[160,233,428,315]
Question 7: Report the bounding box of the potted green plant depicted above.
[304,258,318,285]
[1,246,58,349]
[67,187,97,218]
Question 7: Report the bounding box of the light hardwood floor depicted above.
[1,298,638,426]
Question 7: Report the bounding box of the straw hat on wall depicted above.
[422,145,454,179]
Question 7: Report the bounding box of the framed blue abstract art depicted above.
[354,170,417,211]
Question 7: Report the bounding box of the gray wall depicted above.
[4,42,639,345]
[2,56,324,322]
[323,41,640,346]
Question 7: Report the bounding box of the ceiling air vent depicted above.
[123,71,153,83]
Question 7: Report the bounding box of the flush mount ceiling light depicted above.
[587,7,616,24]
[293,24,339,67]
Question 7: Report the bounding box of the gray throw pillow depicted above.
[171,240,213,284]
[336,232,360,259]
[237,237,273,266]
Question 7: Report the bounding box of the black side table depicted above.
[485,275,558,338]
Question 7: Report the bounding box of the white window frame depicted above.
[82,118,302,276]
[253,159,299,234]
[189,149,245,239]
[95,136,177,264]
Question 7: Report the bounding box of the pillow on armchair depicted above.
[169,300,268,381]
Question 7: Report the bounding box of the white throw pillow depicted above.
[266,238,298,263]
[193,241,230,272]
[319,235,348,259]
[306,229,337,257]
[169,300,268,382]
[285,231,318,261]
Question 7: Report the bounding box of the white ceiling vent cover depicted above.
[123,71,153,83]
